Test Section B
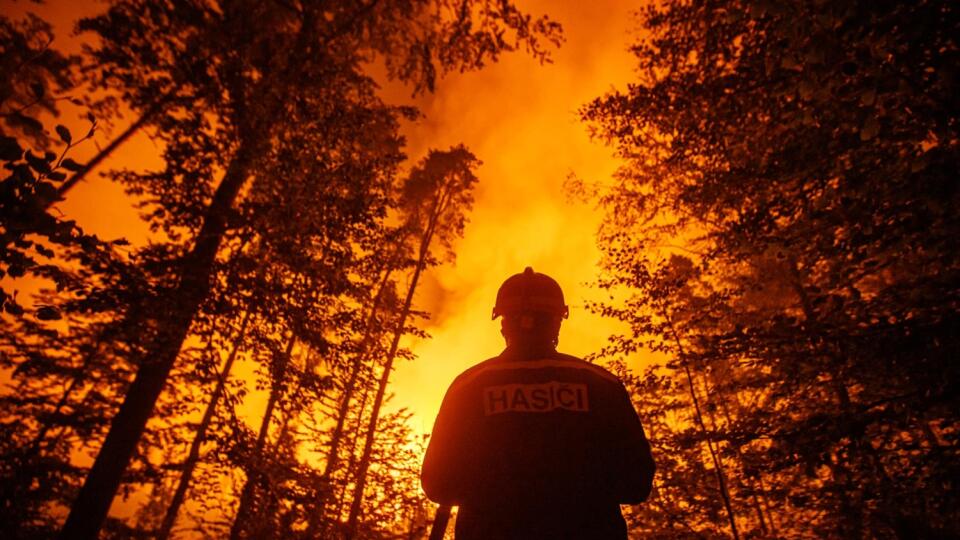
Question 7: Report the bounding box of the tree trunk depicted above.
[313,267,395,515]
[260,353,317,540]
[157,309,251,540]
[664,314,740,540]
[229,334,295,540]
[788,261,866,537]
[712,380,771,536]
[56,97,168,200]
[57,139,256,540]
[345,203,442,538]
[308,365,373,539]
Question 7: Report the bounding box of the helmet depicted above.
[492,267,569,320]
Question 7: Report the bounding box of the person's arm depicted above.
[421,380,470,505]
[610,382,656,504]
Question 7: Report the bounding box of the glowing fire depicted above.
[13,0,650,526]
[386,0,645,432]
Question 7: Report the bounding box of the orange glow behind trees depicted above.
[3,0,958,539]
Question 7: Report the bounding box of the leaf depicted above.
[13,163,36,183]
[4,301,25,316]
[25,151,52,175]
[56,124,73,144]
[7,113,44,134]
[61,158,85,172]
[36,306,62,321]
[0,136,23,161]
[36,181,60,202]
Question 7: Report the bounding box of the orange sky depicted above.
[386,0,643,433]
[15,0,646,438]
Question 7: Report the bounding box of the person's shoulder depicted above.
[446,355,504,392]
[452,355,502,383]
[447,352,624,390]
[548,351,623,385]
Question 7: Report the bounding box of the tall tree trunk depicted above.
[712,379,771,536]
[273,349,319,452]
[259,353,317,540]
[56,5,386,535]
[333,380,373,528]
[754,470,778,535]
[56,97,167,200]
[58,139,256,540]
[314,267,395,515]
[788,261,868,537]
[229,334,295,540]
[664,315,741,540]
[157,309,251,540]
[306,364,373,539]
[345,204,442,538]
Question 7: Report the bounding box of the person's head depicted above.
[492,267,568,351]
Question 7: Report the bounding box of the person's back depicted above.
[421,268,655,539]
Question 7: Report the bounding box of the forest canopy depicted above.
[1,0,958,539]
[0,1,558,538]
[582,0,959,538]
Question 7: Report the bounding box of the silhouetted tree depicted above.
[152,111,405,538]
[59,1,560,537]
[306,231,410,535]
[0,12,76,149]
[345,146,479,538]
[1,10,107,321]
[0,14,144,539]
[583,0,959,537]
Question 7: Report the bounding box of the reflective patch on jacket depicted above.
[483,381,589,415]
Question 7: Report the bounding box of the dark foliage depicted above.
[2,1,559,539]
[583,0,959,538]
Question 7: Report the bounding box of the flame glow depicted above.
[24,0,645,452]
[386,0,644,432]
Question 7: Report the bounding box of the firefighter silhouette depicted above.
[421,267,655,539]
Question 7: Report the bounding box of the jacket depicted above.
[421,347,655,539]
